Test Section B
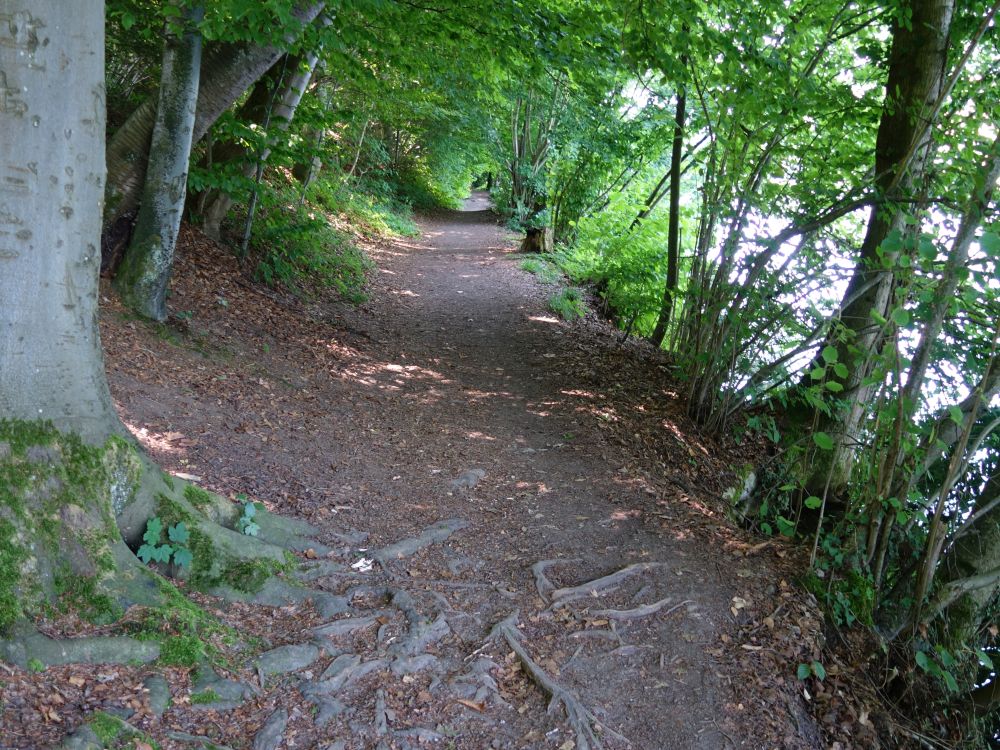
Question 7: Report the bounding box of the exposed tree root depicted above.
[549,562,665,609]
[531,558,581,601]
[491,613,630,750]
[590,598,693,621]
[373,518,468,568]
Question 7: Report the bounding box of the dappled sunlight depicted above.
[122,420,186,457]
[465,430,497,442]
[528,314,561,324]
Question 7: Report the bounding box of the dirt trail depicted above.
[92,193,814,749]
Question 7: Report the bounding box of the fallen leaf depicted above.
[457,699,484,712]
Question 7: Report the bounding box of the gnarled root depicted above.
[491,613,630,750]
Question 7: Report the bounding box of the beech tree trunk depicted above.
[0,1,118,444]
[114,5,203,321]
[202,50,321,240]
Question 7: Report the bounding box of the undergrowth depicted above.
[548,287,586,320]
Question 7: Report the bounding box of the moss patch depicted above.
[190,688,221,704]
[88,709,161,749]
[0,420,141,634]
[183,484,213,509]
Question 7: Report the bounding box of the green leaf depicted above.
[948,406,964,425]
[936,647,956,668]
[825,381,844,392]
[137,544,156,564]
[796,663,811,680]
[981,231,1000,257]
[915,650,930,671]
[918,235,937,261]
[804,495,823,510]
[833,362,849,379]
[810,661,826,681]
[977,649,994,669]
[821,346,838,364]
[243,522,260,537]
[895,510,909,524]
[168,522,189,545]
[809,367,826,381]
[813,432,834,451]
[243,503,256,519]
[143,517,163,547]
[776,516,796,537]
[942,671,959,693]
[760,522,773,536]
[891,308,910,326]
[172,548,193,569]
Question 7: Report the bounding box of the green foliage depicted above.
[796,661,825,681]
[519,257,562,284]
[548,287,586,320]
[137,517,193,569]
[26,658,45,673]
[183,484,213,508]
[310,178,420,238]
[249,186,372,302]
[236,501,260,537]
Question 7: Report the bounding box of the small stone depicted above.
[252,708,289,750]
[450,469,485,489]
[143,674,171,717]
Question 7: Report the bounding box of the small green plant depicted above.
[26,657,45,673]
[796,661,826,681]
[137,517,193,568]
[236,498,260,537]
[190,688,221,705]
[548,287,586,320]
[915,646,960,693]
[520,257,562,284]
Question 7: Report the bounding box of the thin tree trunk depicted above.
[114,4,203,321]
[649,88,687,348]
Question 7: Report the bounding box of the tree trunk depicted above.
[804,0,954,495]
[0,2,324,643]
[102,2,325,235]
[649,88,687,348]
[196,55,295,239]
[114,4,203,322]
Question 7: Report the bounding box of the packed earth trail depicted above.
[6,195,837,749]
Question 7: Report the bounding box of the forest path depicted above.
[98,193,812,749]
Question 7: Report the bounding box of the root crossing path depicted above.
[104,193,795,749]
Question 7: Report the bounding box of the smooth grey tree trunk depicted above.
[0,0,119,443]
[114,5,204,321]
[202,51,321,240]
[103,2,325,232]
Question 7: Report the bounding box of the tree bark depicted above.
[805,0,954,494]
[0,2,118,444]
[114,4,203,321]
[649,88,686,348]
